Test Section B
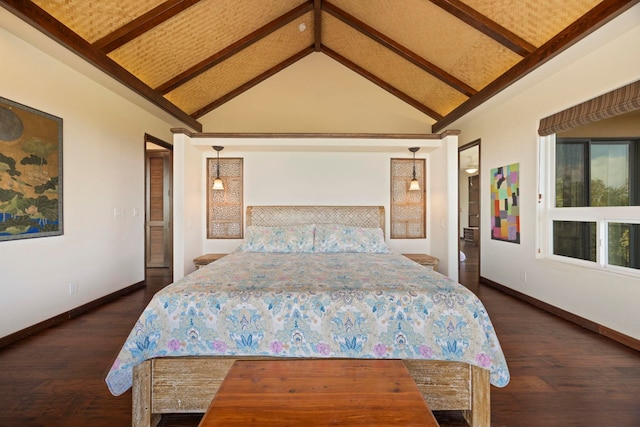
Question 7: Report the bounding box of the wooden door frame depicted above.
[458,139,480,283]
[144,133,173,273]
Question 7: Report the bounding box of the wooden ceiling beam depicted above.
[93,0,203,53]
[314,0,322,51]
[432,0,640,132]
[156,1,313,94]
[191,46,315,118]
[429,0,536,56]
[322,46,444,121]
[0,0,202,131]
[93,0,200,53]
[323,2,477,97]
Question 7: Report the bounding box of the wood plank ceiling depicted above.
[1,0,637,133]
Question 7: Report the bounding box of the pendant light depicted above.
[408,147,420,191]
[212,146,224,190]
[464,156,478,174]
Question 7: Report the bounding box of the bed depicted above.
[106,206,509,427]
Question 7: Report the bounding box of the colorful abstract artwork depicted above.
[0,97,62,241]
[490,163,520,243]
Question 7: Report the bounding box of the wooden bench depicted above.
[198,359,440,426]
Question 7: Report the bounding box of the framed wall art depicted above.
[490,162,520,243]
[390,157,425,239]
[207,157,243,239]
[0,97,63,241]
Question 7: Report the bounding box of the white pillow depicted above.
[314,224,389,253]
[241,224,315,253]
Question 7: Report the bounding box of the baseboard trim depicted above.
[480,276,640,352]
[0,281,145,349]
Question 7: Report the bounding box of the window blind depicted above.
[538,80,640,136]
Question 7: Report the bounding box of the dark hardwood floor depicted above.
[1,258,639,426]
[459,238,480,292]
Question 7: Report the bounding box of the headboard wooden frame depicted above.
[246,206,385,235]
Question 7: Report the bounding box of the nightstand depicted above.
[403,253,439,271]
[193,253,227,269]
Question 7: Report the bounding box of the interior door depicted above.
[146,149,172,268]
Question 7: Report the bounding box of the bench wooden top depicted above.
[198,359,439,426]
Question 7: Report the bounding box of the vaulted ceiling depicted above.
[1,0,636,132]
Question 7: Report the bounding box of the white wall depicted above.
[172,132,204,280]
[173,139,454,278]
[427,135,459,279]
[450,5,640,339]
[0,13,178,337]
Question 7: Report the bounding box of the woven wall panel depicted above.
[208,158,243,239]
[323,14,467,116]
[165,14,313,114]
[390,159,425,239]
[465,0,601,47]
[108,0,306,88]
[32,0,164,43]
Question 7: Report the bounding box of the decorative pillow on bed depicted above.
[241,224,315,253]
[314,224,390,253]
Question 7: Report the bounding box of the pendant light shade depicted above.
[212,177,224,190]
[408,147,420,191]
[464,155,478,174]
[212,146,224,190]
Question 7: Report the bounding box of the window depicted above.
[556,139,636,208]
[538,81,640,275]
[538,134,640,274]
[552,138,639,268]
[607,222,640,270]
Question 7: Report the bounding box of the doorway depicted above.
[145,134,173,270]
[458,141,480,289]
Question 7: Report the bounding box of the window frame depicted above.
[537,134,640,277]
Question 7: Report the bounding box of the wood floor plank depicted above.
[0,244,639,426]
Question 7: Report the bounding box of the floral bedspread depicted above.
[105,251,510,395]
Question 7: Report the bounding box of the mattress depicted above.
[105,250,510,395]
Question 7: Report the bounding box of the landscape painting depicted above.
[0,97,62,241]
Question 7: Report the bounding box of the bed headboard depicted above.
[246,206,385,234]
